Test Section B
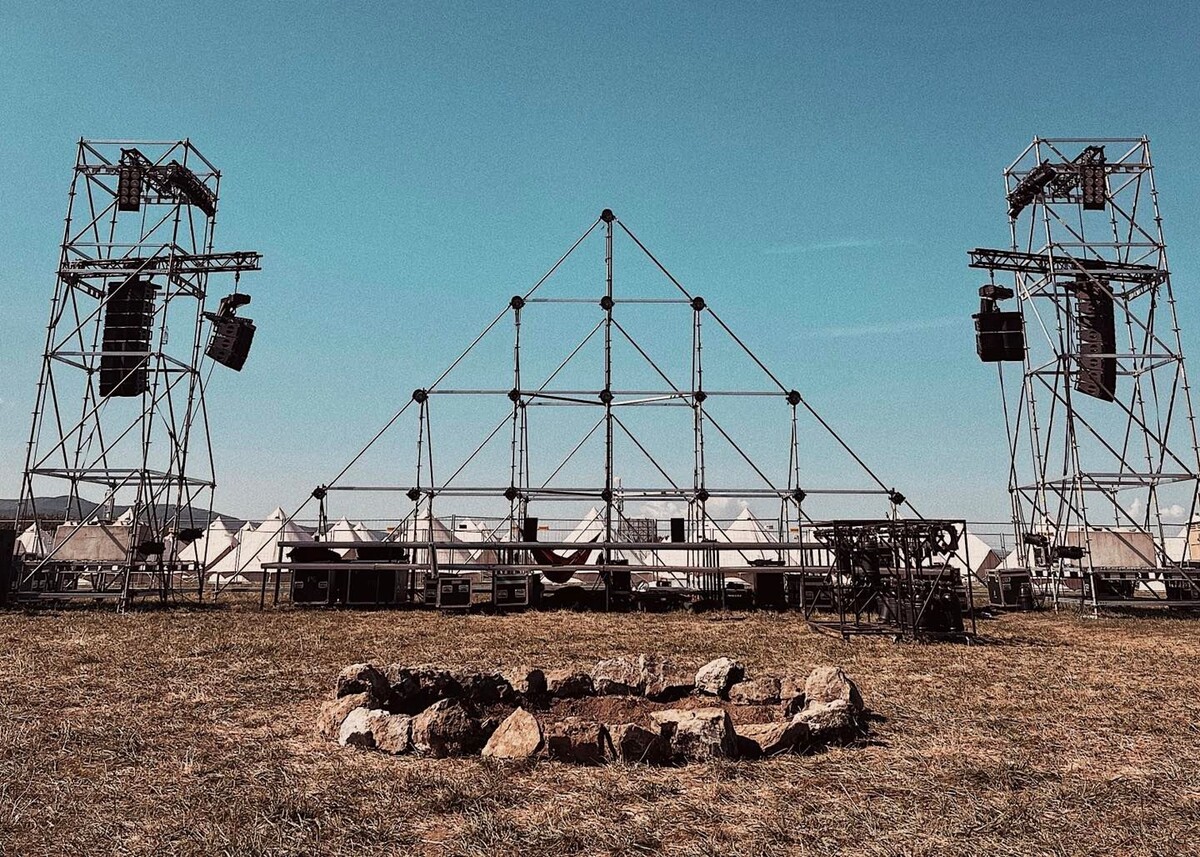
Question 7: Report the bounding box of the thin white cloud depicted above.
[764,238,895,255]
[802,316,961,339]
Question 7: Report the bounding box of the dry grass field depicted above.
[2,604,1199,857]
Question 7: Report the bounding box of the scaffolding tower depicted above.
[969,137,1200,608]
[12,139,261,606]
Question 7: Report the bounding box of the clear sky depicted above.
[3,1,1200,525]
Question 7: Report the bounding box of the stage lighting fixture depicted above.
[1080,162,1107,210]
[203,292,255,371]
[163,160,217,217]
[1007,160,1058,218]
[117,152,143,212]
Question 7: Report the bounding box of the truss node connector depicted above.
[600,488,614,502]
[691,296,706,312]
[599,295,614,311]
[888,490,906,507]
[504,485,521,502]
[508,387,521,403]
[786,390,802,406]
[412,388,429,403]
[312,485,327,500]
[599,388,614,404]
[694,389,707,403]
[600,209,615,223]
[406,487,422,502]
[696,488,710,502]
[510,295,525,311]
[792,488,807,505]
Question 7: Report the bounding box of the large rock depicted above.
[694,657,745,698]
[502,666,547,700]
[641,655,694,702]
[593,656,645,696]
[779,676,806,718]
[369,711,413,754]
[544,717,611,765]
[457,670,515,706]
[608,722,668,765]
[482,707,544,760]
[335,663,390,702]
[792,699,858,746]
[383,664,423,712]
[412,664,464,703]
[736,721,809,757]
[545,669,595,699]
[651,707,737,761]
[728,676,781,706]
[318,692,372,741]
[411,699,486,757]
[337,707,377,749]
[804,666,863,713]
[384,664,465,713]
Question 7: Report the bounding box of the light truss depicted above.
[244,208,947,619]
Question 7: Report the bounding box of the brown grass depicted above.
[1,604,1198,856]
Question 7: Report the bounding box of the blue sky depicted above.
[3,1,1200,525]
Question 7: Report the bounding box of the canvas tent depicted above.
[15,524,53,557]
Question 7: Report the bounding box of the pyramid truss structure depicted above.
[11,139,261,606]
[258,209,977,633]
[969,137,1200,608]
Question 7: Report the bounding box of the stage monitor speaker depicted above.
[521,517,539,542]
[1074,277,1117,401]
[973,309,1024,362]
[99,277,156,397]
[206,315,255,371]
[670,517,685,543]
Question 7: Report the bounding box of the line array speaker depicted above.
[99,277,156,397]
[973,309,1025,362]
[205,316,256,371]
[1074,277,1117,402]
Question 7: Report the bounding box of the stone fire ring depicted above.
[318,655,867,765]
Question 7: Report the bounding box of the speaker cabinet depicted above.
[974,310,1025,362]
[100,277,156,397]
[206,316,256,371]
[670,517,686,543]
[521,517,539,542]
[1074,278,1116,401]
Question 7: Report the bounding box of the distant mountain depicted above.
[0,497,241,529]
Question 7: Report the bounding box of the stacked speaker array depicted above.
[99,277,156,397]
[1073,276,1117,401]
